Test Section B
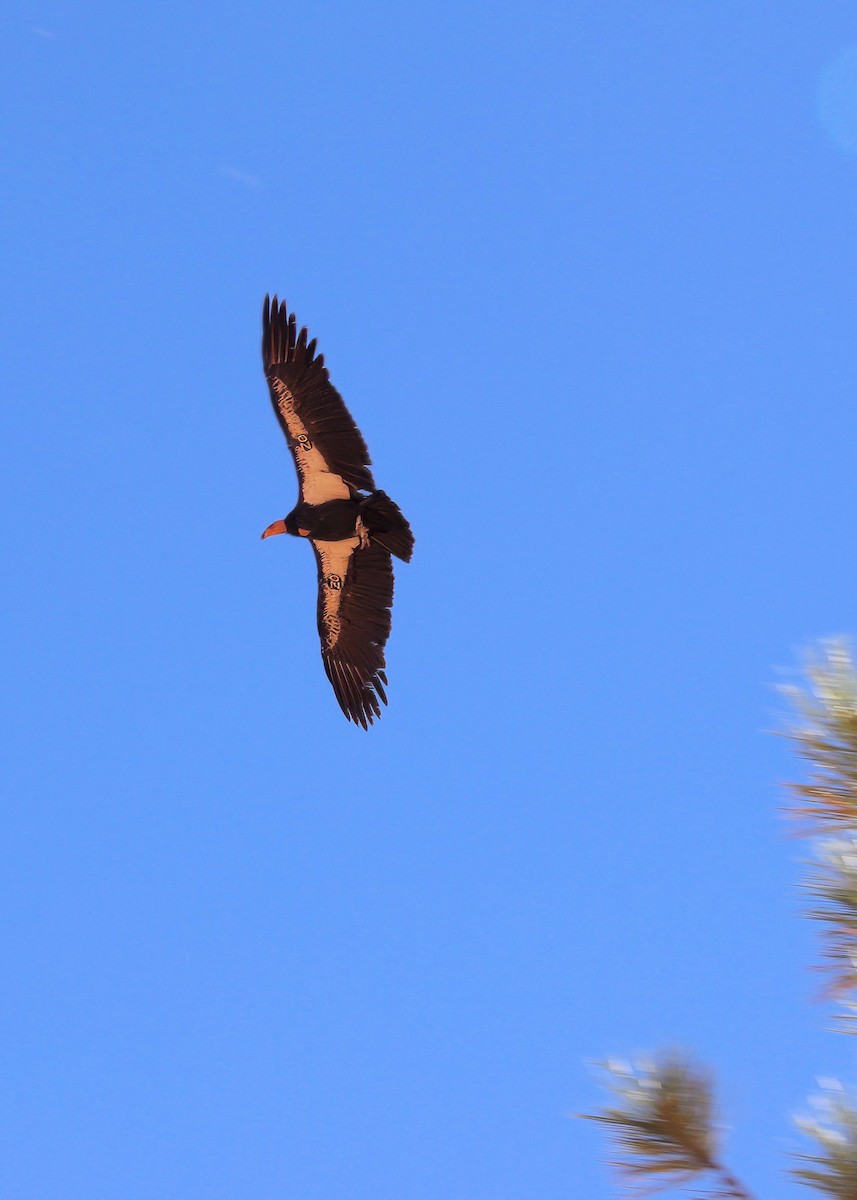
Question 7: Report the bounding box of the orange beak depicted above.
[261,519,288,539]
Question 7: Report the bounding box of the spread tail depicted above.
[360,491,414,562]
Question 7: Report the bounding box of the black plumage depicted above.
[260,295,413,727]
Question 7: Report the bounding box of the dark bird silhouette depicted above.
[260,295,413,727]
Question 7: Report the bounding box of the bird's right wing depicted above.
[262,295,376,504]
[310,537,394,728]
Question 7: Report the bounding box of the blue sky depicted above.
[4,2,857,1196]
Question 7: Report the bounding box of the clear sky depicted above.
[4,2,857,1196]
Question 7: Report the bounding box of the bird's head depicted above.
[261,514,310,539]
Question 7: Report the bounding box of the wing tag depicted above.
[294,432,314,451]
[325,573,343,591]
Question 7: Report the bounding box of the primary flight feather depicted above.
[260,295,414,728]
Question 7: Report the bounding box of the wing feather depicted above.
[311,538,394,728]
[262,295,376,502]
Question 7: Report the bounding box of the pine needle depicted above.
[792,1081,857,1197]
[781,640,857,835]
[781,641,857,999]
[582,1054,747,1196]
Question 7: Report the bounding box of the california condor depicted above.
[260,295,414,728]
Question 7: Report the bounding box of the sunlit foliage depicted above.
[585,640,857,1198]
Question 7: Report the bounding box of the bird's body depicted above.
[260,295,413,727]
[285,499,361,541]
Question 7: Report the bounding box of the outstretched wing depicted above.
[262,295,376,503]
[310,538,394,728]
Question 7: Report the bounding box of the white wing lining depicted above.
[270,378,351,505]
[312,537,360,648]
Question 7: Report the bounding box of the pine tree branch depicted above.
[781,640,857,836]
[583,1054,755,1198]
[792,1082,857,1197]
[780,640,857,1001]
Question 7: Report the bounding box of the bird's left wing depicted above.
[310,538,394,728]
[262,295,376,504]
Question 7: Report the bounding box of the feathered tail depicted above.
[360,491,414,562]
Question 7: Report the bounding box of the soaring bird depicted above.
[260,295,414,728]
